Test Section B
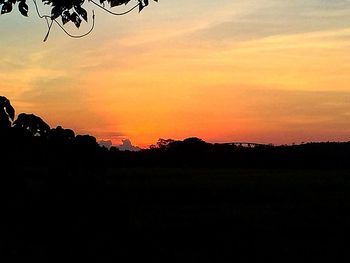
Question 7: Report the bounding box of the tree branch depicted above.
[32,0,95,42]
[89,0,140,16]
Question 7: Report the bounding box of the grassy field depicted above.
[2,167,347,262]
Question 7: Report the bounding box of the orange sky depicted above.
[1,0,350,148]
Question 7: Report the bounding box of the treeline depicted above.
[1,96,347,262]
[1,96,350,169]
[134,138,350,168]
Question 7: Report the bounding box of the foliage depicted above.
[13,113,50,136]
[0,0,158,40]
[0,96,15,130]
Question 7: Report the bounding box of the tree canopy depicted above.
[0,0,157,41]
[0,96,15,130]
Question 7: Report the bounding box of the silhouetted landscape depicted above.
[0,96,346,262]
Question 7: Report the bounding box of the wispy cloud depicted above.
[189,0,350,44]
[1,0,350,145]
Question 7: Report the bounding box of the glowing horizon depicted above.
[1,0,350,148]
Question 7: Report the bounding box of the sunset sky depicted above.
[1,0,350,148]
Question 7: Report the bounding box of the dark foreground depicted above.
[1,167,346,262]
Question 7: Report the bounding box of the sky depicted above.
[1,0,350,148]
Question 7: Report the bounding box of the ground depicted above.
[1,167,346,262]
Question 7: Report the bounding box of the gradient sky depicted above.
[1,0,350,147]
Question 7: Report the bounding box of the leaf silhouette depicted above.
[75,5,88,22]
[61,10,70,25]
[70,12,82,28]
[1,2,12,14]
[18,1,28,16]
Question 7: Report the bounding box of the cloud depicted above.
[99,140,113,149]
[116,139,141,151]
[99,131,125,138]
[189,0,350,43]
[19,77,76,104]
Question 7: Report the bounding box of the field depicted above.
[2,167,347,262]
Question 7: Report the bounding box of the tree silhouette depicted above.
[0,96,15,131]
[0,0,158,41]
[49,125,75,141]
[13,113,50,137]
